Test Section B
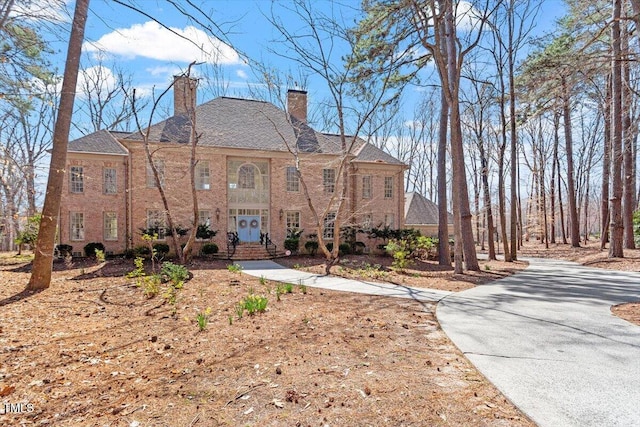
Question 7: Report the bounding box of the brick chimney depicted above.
[173,75,198,115]
[287,89,307,122]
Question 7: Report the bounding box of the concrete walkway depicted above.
[237,260,452,302]
[438,258,640,427]
[238,258,640,426]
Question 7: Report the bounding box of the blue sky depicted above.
[49,0,569,136]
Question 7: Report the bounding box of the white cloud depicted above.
[76,65,117,98]
[236,69,248,79]
[146,65,182,77]
[456,1,483,31]
[83,21,241,65]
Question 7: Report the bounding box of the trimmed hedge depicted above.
[83,242,105,257]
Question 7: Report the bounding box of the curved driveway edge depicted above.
[437,258,640,427]
[237,260,452,302]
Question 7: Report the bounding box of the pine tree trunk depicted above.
[609,0,624,258]
[622,26,636,249]
[601,78,612,249]
[27,0,90,290]
[562,78,580,247]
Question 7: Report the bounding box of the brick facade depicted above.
[59,86,406,256]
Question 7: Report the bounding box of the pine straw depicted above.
[0,254,532,426]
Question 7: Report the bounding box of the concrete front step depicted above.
[214,244,286,260]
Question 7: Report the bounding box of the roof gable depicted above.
[68,129,128,155]
[404,192,453,225]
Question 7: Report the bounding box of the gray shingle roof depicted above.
[68,129,128,155]
[123,97,343,154]
[71,96,404,167]
[404,192,453,225]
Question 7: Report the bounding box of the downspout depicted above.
[126,149,133,251]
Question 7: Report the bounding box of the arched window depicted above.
[238,164,257,189]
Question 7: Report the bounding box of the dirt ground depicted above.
[0,240,637,426]
[0,252,534,427]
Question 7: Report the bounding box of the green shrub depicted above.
[153,243,170,257]
[385,239,414,272]
[338,242,352,255]
[83,242,105,258]
[56,244,73,257]
[201,242,219,255]
[196,224,217,240]
[634,210,640,246]
[326,242,334,252]
[134,245,151,257]
[304,240,318,255]
[284,238,300,252]
[15,214,41,251]
[161,262,189,285]
[126,257,146,278]
[353,241,366,254]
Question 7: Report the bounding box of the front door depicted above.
[237,215,261,242]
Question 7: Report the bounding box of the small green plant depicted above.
[284,283,293,293]
[126,257,146,278]
[196,307,212,331]
[235,302,244,319]
[259,275,267,286]
[227,263,242,273]
[94,248,106,263]
[161,262,189,285]
[139,274,161,298]
[292,263,302,270]
[484,264,491,271]
[228,315,233,325]
[298,283,308,294]
[242,294,268,315]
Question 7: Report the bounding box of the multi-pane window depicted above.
[286,211,300,234]
[103,168,117,194]
[362,175,372,199]
[384,213,395,228]
[146,209,166,239]
[238,164,256,189]
[323,168,335,193]
[70,166,84,193]
[323,212,336,239]
[362,213,372,231]
[104,212,118,241]
[286,166,299,192]
[196,161,210,190]
[384,176,394,199]
[146,159,165,188]
[70,212,84,240]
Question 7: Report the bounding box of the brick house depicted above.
[59,77,406,257]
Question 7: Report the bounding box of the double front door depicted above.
[237,215,261,242]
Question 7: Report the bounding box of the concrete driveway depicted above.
[437,258,640,427]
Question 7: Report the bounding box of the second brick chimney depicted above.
[174,75,198,116]
[287,89,307,123]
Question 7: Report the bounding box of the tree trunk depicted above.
[609,0,624,258]
[437,89,451,266]
[622,25,636,249]
[478,137,496,259]
[562,78,580,247]
[508,3,518,260]
[558,160,568,244]
[550,113,559,244]
[601,77,611,249]
[27,0,90,290]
